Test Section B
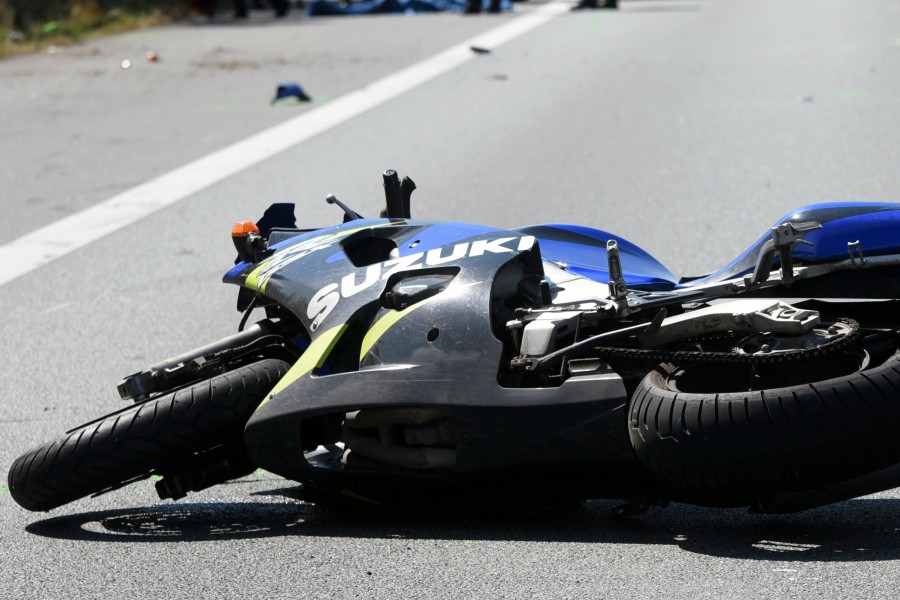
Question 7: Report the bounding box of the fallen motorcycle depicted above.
[9,171,900,514]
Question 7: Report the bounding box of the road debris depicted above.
[272,82,312,104]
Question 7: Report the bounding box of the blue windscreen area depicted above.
[516,224,679,291]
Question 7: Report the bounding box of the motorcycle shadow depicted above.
[23,484,900,562]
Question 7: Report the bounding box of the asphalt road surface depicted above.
[3,0,900,598]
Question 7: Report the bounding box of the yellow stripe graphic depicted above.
[261,324,348,406]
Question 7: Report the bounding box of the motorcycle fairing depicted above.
[241,224,633,483]
[230,216,694,485]
[685,202,900,286]
[246,363,632,483]
[230,223,539,391]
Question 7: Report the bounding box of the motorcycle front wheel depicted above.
[8,358,288,512]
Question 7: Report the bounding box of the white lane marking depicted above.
[0,1,571,288]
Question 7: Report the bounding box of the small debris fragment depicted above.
[470,46,491,55]
[121,59,132,69]
[146,51,159,63]
[272,82,312,104]
[798,95,814,103]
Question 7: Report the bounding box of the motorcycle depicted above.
[9,170,900,515]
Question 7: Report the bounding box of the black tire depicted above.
[628,352,900,506]
[8,358,288,512]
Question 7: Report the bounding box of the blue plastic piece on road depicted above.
[273,82,312,104]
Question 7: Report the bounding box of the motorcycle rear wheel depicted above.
[628,350,900,506]
[8,358,288,512]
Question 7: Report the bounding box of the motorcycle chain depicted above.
[591,318,859,365]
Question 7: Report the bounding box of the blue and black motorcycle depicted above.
[9,171,900,515]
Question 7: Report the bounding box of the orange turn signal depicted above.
[232,220,260,238]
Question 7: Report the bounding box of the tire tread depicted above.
[628,353,900,504]
[8,358,288,512]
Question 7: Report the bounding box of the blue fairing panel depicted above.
[685,202,900,286]
[516,224,679,291]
